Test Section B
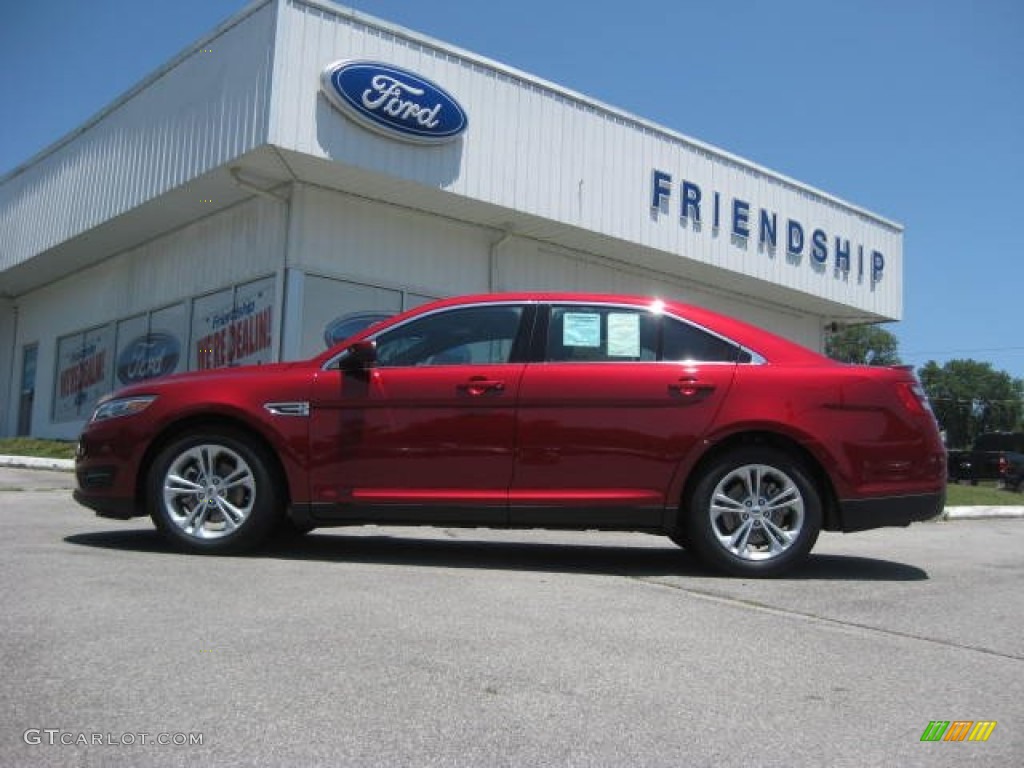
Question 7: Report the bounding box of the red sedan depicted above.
[74,293,946,576]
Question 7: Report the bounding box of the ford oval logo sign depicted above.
[320,60,468,144]
[116,332,180,385]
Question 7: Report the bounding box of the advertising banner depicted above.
[53,325,114,422]
[192,278,274,370]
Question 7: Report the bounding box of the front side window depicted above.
[374,305,525,367]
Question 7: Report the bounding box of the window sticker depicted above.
[607,312,640,357]
[562,312,601,348]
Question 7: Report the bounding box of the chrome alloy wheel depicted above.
[161,444,256,540]
[708,463,805,561]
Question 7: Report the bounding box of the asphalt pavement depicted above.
[1,464,1022,767]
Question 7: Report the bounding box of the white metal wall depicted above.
[270,0,902,319]
[288,184,821,349]
[10,197,286,439]
[494,243,819,348]
[288,185,493,296]
[0,1,276,274]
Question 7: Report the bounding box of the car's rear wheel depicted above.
[148,431,282,554]
[683,447,822,577]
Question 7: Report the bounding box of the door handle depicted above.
[457,377,506,397]
[668,377,716,400]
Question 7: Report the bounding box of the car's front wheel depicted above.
[683,447,822,577]
[147,431,283,554]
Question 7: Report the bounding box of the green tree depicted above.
[918,359,1024,448]
[825,324,901,366]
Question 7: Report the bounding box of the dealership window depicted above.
[300,274,441,358]
[17,344,38,436]
[52,324,115,423]
[49,278,276,425]
[403,293,438,311]
[190,277,275,370]
[301,276,403,358]
[113,303,188,387]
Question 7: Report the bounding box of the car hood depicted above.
[99,361,310,401]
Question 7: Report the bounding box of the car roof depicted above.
[315,292,832,366]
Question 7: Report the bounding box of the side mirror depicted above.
[339,340,378,371]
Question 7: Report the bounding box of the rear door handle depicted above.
[457,376,506,397]
[668,377,716,400]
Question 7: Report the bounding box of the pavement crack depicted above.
[631,575,1024,662]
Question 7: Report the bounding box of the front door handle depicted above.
[457,376,506,397]
[668,377,716,400]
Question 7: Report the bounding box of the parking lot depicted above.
[1,469,1021,767]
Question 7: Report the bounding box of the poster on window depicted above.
[53,325,114,422]
[192,278,275,370]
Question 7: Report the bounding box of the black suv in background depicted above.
[947,432,1024,486]
[1004,454,1024,493]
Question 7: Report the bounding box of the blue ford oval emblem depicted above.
[320,60,468,144]
[116,332,180,384]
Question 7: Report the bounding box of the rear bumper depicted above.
[838,490,946,532]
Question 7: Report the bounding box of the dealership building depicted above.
[0,0,903,440]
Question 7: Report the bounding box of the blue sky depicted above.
[2,0,1022,378]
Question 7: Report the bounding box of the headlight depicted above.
[90,395,157,423]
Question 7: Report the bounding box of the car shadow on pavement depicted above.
[64,529,928,582]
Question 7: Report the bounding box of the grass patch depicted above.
[0,437,76,460]
[946,481,1022,507]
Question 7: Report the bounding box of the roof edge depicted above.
[295,0,903,233]
[0,0,275,187]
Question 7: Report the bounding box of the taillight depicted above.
[895,381,932,417]
[999,456,1008,476]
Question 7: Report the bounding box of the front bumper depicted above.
[72,488,139,520]
[74,429,147,519]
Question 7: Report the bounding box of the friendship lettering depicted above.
[651,170,885,285]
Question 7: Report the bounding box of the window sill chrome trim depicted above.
[264,401,310,417]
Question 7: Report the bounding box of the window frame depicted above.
[322,301,538,370]
[535,301,763,365]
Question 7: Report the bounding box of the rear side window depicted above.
[662,316,745,363]
[545,305,745,363]
[546,306,658,362]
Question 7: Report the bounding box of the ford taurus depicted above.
[74,293,946,576]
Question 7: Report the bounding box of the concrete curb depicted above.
[0,455,75,472]
[941,506,1024,520]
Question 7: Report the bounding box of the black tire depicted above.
[683,446,822,577]
[274,516,315,539]
[666,530,692,550]
[147,430,283,554]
